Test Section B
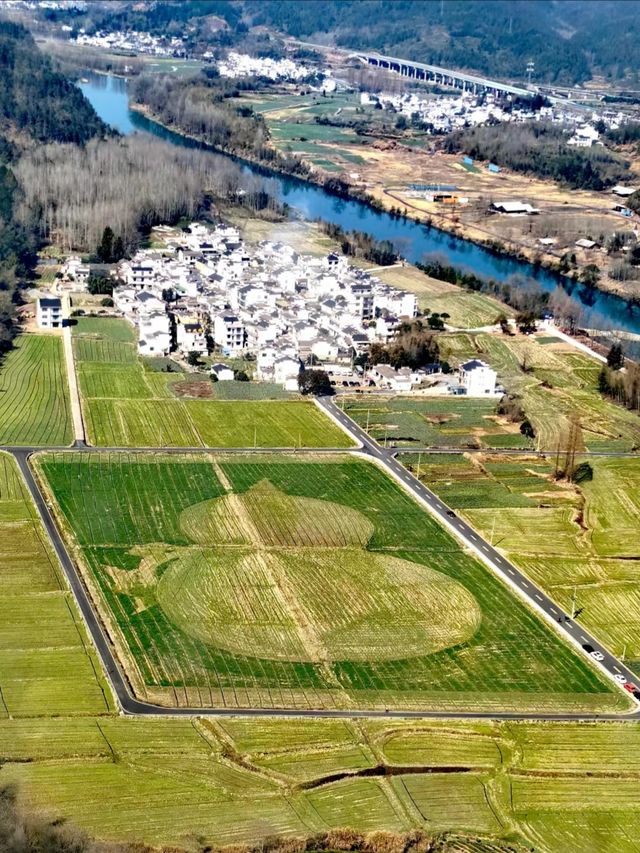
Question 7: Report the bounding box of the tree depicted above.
[298,368,332,396]
[606,342,624,370]
[112,235,125,262]
[186,350,201,367]
[581,264,601,287]
[520,418,535,438]
[96,226,114,263]
[100,297,113,307]
[233,369,249,381]
[86,273,112,296]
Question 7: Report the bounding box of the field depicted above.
[0,334,72,446]
[344,397,531,449]
[371,265,510,328]
[439,331,640,452]
[72,318,351,448]
[0,452,110,716]
[402,452,640,678]
[37,451,623,713]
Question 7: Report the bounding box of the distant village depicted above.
[42,223,498,397]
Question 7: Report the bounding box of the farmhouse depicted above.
[491,201,540,216]
[457,359,497,395]
[210,363,234,381]
[36,296,63,329]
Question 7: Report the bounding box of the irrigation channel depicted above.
[80,72,640,343]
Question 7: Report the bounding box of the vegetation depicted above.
[319,221,398,265]
[444,123,629,190]
[0,335,72,446]
[402,451,640,674]
[72,318,349,447]
[298,368,332,395]
[365,322,440,370]
[39,451,621,713]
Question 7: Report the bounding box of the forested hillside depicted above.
[0,20,107,144]
[0,20,108,351]
[245,0,640,85]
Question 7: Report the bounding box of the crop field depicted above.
[36,451,623,713]
[440,331,640,452]
[0,335,71,446]
[344,397,531,449]
[3,709,640,851]
[372,265,509,328]
[0,452,110,717]
[72,318,350,447]
[403,452,640,677]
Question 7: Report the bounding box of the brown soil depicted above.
[172,379,213,398]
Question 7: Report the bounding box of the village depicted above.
[40,222,499,397]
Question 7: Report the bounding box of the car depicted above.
[446,509,456,518]
[613,674,627,683]
[624,682,638,693]
[590,650,605,662]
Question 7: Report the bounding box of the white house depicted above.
[138,313,171,356]
[274,356,301,391]
[213,312,246,355]
[210,363,234,381]
[567,125,599,147]
[174,314,207,355]
[458,359,497,395]
[36,296,63,329]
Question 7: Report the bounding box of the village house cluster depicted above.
[73,29,185,57]
[216,52,316,82]
[63,224,422,391]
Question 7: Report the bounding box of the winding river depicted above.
[80,72,640,339]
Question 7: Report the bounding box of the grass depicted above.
[0,335,72,446]
[37,451,623,713]
[344,397,531,449]
[72,318,350,447]
[402,451,640,678]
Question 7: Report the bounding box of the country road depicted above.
[6,407,640,721]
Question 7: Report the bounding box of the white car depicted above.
[614,674,627,683]
[590,650,605,662]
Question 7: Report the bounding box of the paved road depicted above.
[9,417,640,720]
[317,396,640,717]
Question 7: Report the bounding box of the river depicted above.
[79,72,640,340]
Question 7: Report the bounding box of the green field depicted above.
[344,397,531,449]
[0,452,110,716]
[72,318,350,447]
[402,452,640,677]
[0,334,72,446]
[440,332,640,452]
[38,451,623,713]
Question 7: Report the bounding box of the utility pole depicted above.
[254,424,257,449]
[416,452,422,481]
[366,409,370,433]
[526,60,535,88]
[571,585,578,619]
[622,644,627,661]
[490,514,496,546]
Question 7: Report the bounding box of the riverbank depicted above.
[130,102,639,316]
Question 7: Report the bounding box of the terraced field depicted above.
[37,451,621,713]
[402,452,640,678]
[0,334,71,445]
[73,318,351,448]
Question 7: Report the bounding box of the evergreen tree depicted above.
[97,226,114,263]
[606,342,624,370]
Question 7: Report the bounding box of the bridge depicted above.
[350,50,538,99]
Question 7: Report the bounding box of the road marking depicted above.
[507,568,515,575]
[470,533,477,540]
[535,594,543,601]
[482,544,489,551]
[614,665,621,673]
[581,635,588,642]
[550,607,557,615]
[566,623,574,630]
[522,580,529,588]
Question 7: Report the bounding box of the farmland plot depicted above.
[405,452,640,677]
[0,335,71,445]
[0,452,111,717]
[73,320,350,447]
[38,452,622,712]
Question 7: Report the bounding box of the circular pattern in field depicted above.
[156,547,482,663]
[180,481,374,548]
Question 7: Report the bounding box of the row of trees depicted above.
[14,136,271,253]
[318,221,398,265]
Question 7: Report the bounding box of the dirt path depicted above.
[62,319,86,444]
